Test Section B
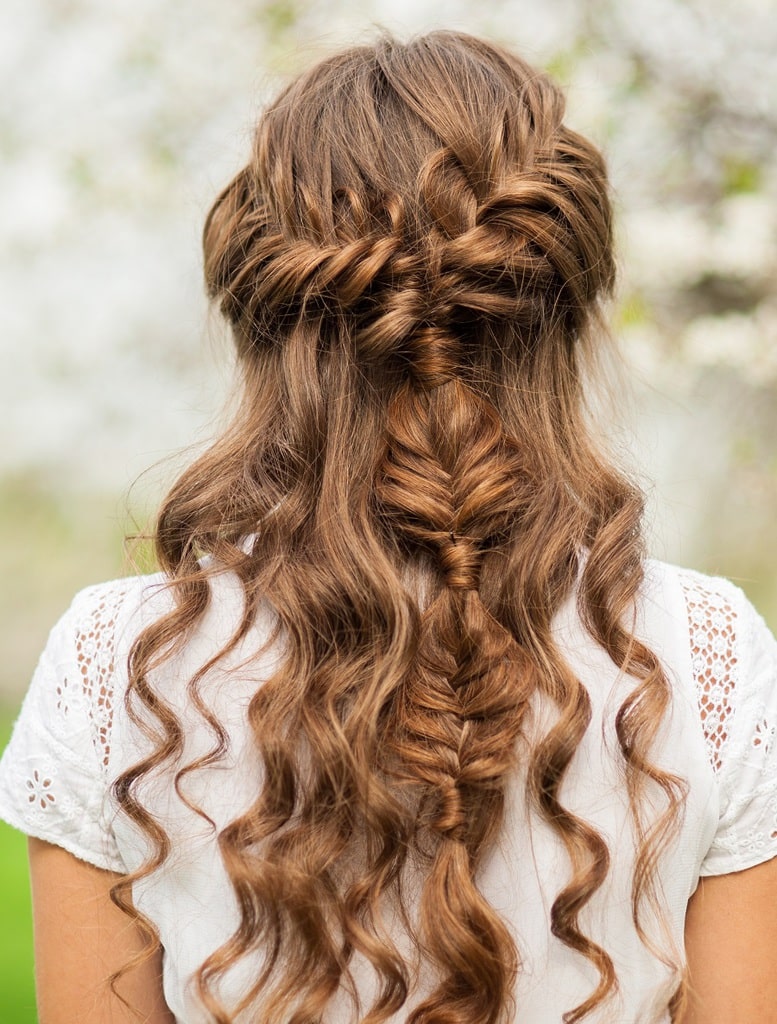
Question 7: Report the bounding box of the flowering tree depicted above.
[0,0,774,626]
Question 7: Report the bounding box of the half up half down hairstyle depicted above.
[113,30,689,1024]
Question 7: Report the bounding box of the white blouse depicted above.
[1,560,777,1024]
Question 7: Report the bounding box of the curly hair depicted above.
[112,30,688,1024]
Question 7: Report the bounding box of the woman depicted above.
[1,30,776,1024]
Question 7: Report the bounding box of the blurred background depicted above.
[1,0,775,1018]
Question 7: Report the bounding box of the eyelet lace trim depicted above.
[73,582,131,773]
[679,571,739,774]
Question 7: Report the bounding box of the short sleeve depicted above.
[687,574,777,876]
[0,583,130,873]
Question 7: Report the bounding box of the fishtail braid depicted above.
[374,335,531,1024]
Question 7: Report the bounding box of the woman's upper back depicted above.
[2,558,776,1022]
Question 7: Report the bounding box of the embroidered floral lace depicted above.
[678,568,777,870]
[0,580,132,871]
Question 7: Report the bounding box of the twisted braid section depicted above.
[416,145,612,335]
[205,131,611,369]
[206,172,408,354]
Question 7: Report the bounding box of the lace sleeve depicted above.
[0,580,132,872]
[679,569,777,876]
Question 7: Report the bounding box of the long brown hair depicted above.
[112,31,687,1024]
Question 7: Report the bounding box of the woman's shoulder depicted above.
[644,562,777,849]
[2,571,174,785]
[643,557,745,605]
[640,559,772,674]
[66,569,170,625]
[0,571,169,871]
[61,561,249,644]
[641,558,774,681]
[60,571,168,653]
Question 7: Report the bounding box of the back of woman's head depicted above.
[205,30,613,386]
[116,31,686,1024]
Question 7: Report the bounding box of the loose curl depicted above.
[112,31,688,1024]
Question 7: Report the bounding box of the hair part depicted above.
[112,30,687,1024]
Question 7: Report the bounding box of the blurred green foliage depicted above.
[722,156,763,196]
[616,291,651,329]
[0,711,36,1024]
